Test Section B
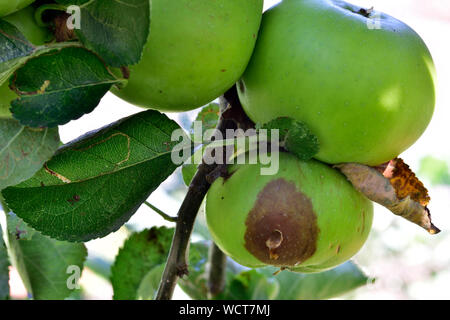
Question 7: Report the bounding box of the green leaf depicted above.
[6,212,87,300]
[179,241,368,300]
[0,119,60,191]
[181,162,197,186]
[181,146,205,186]
[111,227,174,300]
[2,110,188,242]
[260,261,369,300]
[136,264,165,300]
[75,0,150,67]
[10,47,120,128]
[217,269,279,300]
[419,156,450,185]
[0,227,9,300]
[178,241,245,300]
[0,19,34,86]
[181,103,221,186]
[6,209,36,241]
[180,242,281,300]
[177,241,210,299]
[191,103,220,141]
[0,20,73,87]
[259,117,319,160]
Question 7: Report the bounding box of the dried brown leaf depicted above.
[336,159,440,235]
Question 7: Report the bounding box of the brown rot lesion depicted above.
[244,178,319,267]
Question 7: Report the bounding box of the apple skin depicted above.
[111,0,263,112]
[237,0,436,166]
[2,5,50,45]
[0,6,50,119]
[0,0,35,17]
[0,84,18,119]
[205,152,373,272]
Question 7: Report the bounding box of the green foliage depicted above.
[179,239,368,300]
[218,270,279,300]
[419,156,450,185]
[0,119,60,191]
[0,0,374,301]
[111,227,174,300]
[190,103,220,141]
[0,19,35,84]
[182,106,320,187]
[261,263,369,300]
[74,0,150,67]
[2,110,188,242]
[10,47,120,127]
[6,212,87,300]
[258,117,319,161]
[136,264,165,300]
[181,161,197,186]
[0,19,34,84]
[181,146,205,187]
[0,227,9,300]
[181,104,221,186]
[177,241,225,299]
[0,18,65,86]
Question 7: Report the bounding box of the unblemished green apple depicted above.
[111,0,263,112]
[0,0,35,17]
[238,0,436,166]
[205,152,373,272]
[0,5,51,118]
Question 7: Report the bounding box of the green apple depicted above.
[0,6,50,118]
[205,152,373,272]
[0,0,35,17]
[237,0,436,166]
[111,0,263,112]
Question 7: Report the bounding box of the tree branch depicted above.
[156,86,249,300]
[155,159,222,300]
[207,242,227,298]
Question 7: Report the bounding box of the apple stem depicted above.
[357,6,374,18]
[266,229,283,260]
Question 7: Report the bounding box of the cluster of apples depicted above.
[121,0,435,273]
[1,0,436,272]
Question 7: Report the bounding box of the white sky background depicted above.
[9,0,450,300]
